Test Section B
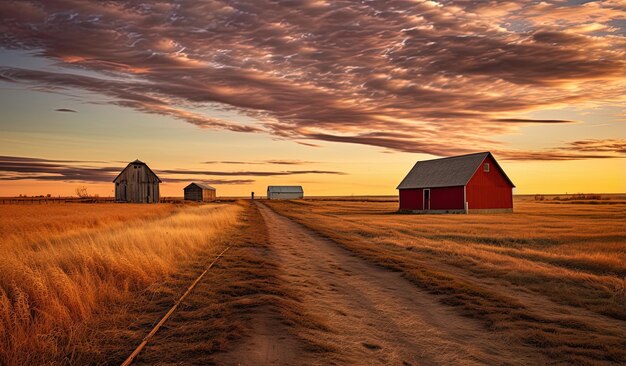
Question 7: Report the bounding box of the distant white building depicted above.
[267,186,304,200]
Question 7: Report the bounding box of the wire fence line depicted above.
[0,197,192,204]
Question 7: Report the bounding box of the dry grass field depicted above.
[75,201,334,365]
[0,203,241,365]
[1,198,624,365]
[265,197,626,364]
[0,204,176,248]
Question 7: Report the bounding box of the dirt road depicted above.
[101,202,545,365]
[216,203,541,365]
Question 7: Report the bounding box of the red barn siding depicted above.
[466,155,513,209]
[399,188,423,210]
[400,186,464,210]
[430,186,464,210]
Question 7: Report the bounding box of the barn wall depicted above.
[399,187,463,210]
[148,181,158,203]
[115,182,123,202]
[114,170,126,202]
[184,186,202,201]
[203,189,216,201]
[399,189,422,210]
[185,186,217,201]
[400,186,464,210]
[466,155,513,209]
[431,186,464,210]
[114,164,160,203]
[268,192,303,200]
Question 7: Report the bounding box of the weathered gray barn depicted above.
[184,183,216,202]
[113,160,161,203]
[267,186,304,200]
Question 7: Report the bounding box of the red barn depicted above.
[397,152,515,213]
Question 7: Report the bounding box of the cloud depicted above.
[156,177,254,185]
[568,139,626,154]
[0,67,260,133]
[202,160,319,165]
[0,1,624,157]
[518,1,626,27]
[264,160,319,165]
[158,169,346,177]
[496,151,618,161]
[0,156,107,164]
[303,132,480,156]
[0,156,343,183]
[496,139,626,160]
[55,108,76,113]
[0,156,119,182]
[492,119,576,124]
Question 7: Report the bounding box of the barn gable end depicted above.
[113,160,161,203]
[466,154,514,210]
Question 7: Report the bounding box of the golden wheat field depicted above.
[265,197,626,364]
[0,203,241,365]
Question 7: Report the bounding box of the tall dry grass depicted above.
[0,203,241,365]
[78,201,335,365]
[265,198,626,364]
[0,204,176,249]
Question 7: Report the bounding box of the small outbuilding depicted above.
[113,159,161,203]
[267,186,304,200]
[184,183,216,202]
[397,152,514,213]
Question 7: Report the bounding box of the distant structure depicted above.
[184,183,216,202]
[267,186,304,200]
[397,152,514,213]
[113,160,161,203]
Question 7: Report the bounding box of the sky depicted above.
[0,0,625,197]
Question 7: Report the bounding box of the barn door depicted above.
[423,189,430,210]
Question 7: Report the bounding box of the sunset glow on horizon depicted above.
[1,0,625,197]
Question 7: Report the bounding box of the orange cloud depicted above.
[0,156,345,184]
[0,0,624,158]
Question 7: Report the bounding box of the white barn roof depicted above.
[267,186,304,193]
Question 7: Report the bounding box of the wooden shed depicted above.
[184,183,216,202]
[267,186,304,200]
[113,160,161,203]
[397,152,514,213]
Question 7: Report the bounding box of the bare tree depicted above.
[75,186,89,198]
